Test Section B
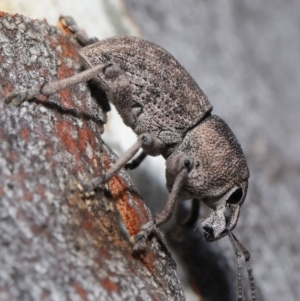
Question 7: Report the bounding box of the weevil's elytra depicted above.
[80,37,213,155]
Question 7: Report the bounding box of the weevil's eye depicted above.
[226,188,243,205]
[184,159,191,169]
[178,155,194,172]
[203,224,214,238]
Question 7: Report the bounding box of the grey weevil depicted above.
[5,16,257,301]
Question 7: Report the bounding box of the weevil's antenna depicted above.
[231,232,257,301]
[227,230,258,301]
[227,230,244,301]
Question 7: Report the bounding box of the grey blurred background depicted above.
[122,1,300,301]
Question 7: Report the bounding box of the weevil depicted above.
[5,16,257,300]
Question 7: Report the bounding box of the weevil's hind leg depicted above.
[59,16,99,46]
[125,151,147,170]
[132,154,194,252]
[5,89,44,106]
[4,64,110,106]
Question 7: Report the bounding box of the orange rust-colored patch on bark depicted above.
[47,34,80,109]
[77,126,102,174]
[58,89,74,109]
[55,120,81,166]
[21,127,30,140]
[139,250,157,274]
[0,11,5,18]
[56,19,73,36]
[36,184,45,197]
[2,81,13,96]
[101,278,120,292]
[0,186,4,196]
[150,293,160,301]
[78,126,98,150]
[101,153,150,236]
[71,282,90,301]
[81,212,97,232]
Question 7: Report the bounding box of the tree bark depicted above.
[0,12,185,301]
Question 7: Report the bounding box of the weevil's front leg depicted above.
[133,154,194,252]
[59,16,99,46]
[5,64,110,106]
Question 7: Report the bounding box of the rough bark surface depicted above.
[0,12,185,301]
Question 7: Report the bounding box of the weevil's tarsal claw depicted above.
[82,175,105,193]
[5,92,24,106]
[77,182,96,199]
[59,15,80,33]
[5,89,40,106]
[59,15,94,46]
[132,220,155,253]
[132,219,174,266]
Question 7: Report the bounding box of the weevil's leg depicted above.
[228,230,244,301]
[83,133,156,192]
[5,89,45,106]
[125,151,147,170]
[156,166,190,226]
[178,198,200,228]
[5,64,110,106]
[59,16,99,46]
[133,154,193,252]
[232,233,258,301]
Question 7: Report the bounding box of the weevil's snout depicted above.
[201,186,245,241]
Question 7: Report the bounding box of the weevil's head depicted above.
[200,181,248,241]
[165,115,249,241]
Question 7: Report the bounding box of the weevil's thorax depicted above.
[166,115,249,202]
[79,36,212,155]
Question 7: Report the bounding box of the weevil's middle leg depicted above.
[83,133,161,192]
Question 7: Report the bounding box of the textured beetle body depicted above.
[80,37,212,157]
[79,36,250,241]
